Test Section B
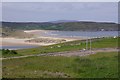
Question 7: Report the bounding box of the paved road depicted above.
[1,48,119,60]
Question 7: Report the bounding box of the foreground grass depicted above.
[2,52,118,78]
[16,37,118,56]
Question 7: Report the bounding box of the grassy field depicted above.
[16,37,118,56]
[1,52,22,58]
[2,52,118,78]
[1,37,118,58]
[2,37,119,78]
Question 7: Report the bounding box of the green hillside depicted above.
[1,27,33,38]
[2,21,118,31]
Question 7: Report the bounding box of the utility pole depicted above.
[90,38,92,54]
[89,31,92,54]
[86,38,88,50]
[86,31,88,51]
[85,32,92,53]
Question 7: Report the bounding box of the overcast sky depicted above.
[2,2,118,23]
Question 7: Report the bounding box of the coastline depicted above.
[0,30,86,47]
[0,37,63,46]
[0,37,81,46]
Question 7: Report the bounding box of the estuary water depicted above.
[46,31,118,38]
[0,45,38,50]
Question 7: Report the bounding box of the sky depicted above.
[2,2,118,23]
[1,0,119,2]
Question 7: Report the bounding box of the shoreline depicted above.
[0,30,86,47]
[0,37,63,46]
[0,37,84,47]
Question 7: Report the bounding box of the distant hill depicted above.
[2,21,118,31]
[49,20,79,23]
[1,27,33,38]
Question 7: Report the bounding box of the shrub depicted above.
[2,49,17,55]
[8,50,18,54]
[2,49,10,54]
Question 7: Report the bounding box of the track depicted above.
[1,48,119,60]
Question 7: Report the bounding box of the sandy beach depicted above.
[0,30,85,47]
[0,37,69,46]
[0,36,82,46]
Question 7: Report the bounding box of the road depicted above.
[1,48,119,60]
